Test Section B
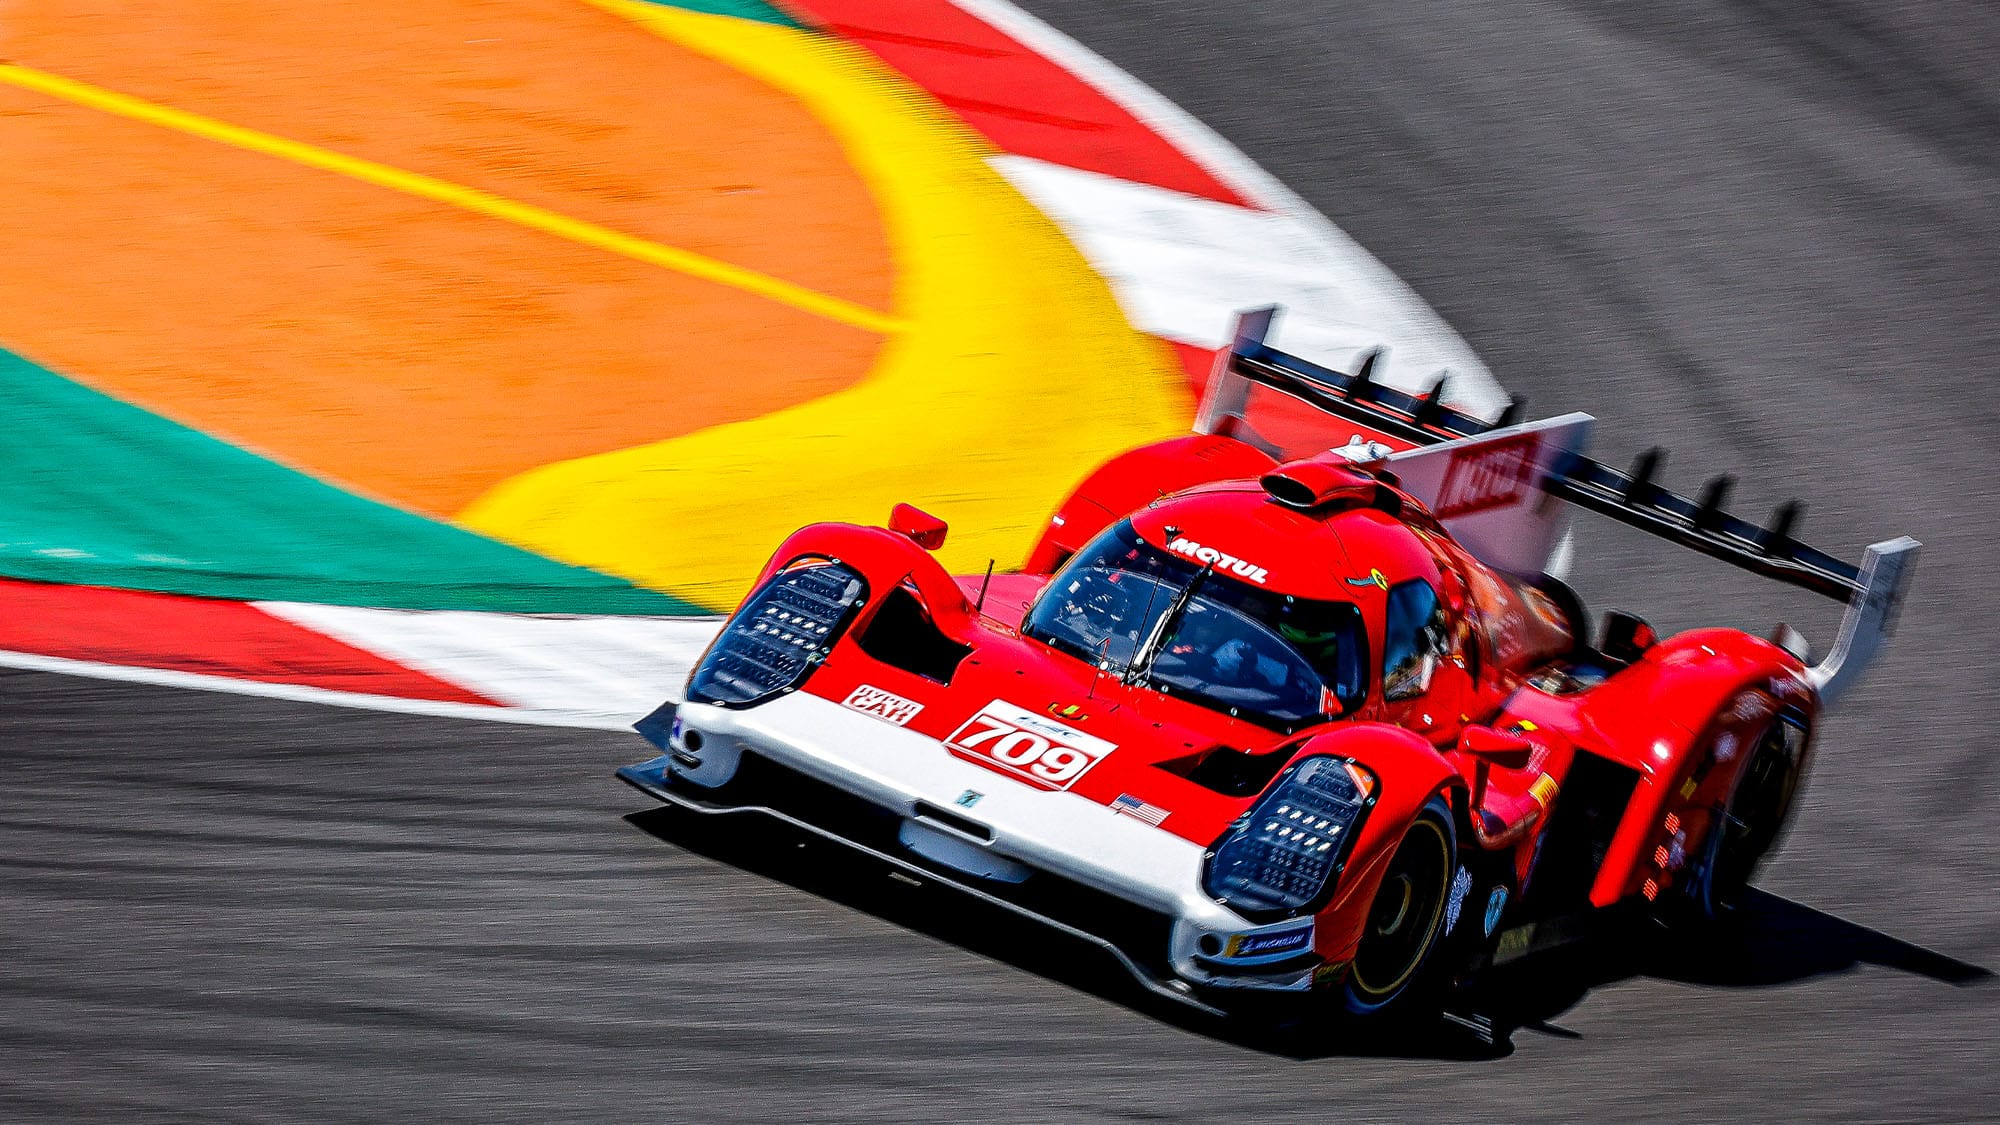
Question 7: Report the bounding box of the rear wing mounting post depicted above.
[1806,536,1920,708]
[1193,306,1276,437]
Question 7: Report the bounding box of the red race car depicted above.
[620,307,1918,1028]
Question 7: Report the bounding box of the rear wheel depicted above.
[1342,795,1457,1019]
[1682,713,1809,926]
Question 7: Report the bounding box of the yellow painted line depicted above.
[460,3,1191,610]
[0,62,905,335]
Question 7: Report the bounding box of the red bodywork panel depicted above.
[1496,629,1817,906]
[1023,434,1278,575]
[733,431,1818,969]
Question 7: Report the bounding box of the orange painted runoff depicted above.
[0,0,895,515]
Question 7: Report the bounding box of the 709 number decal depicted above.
[946,701,1115,791]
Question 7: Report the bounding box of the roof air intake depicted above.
[1260,459,1389,511]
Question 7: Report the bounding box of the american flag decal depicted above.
[1112,793,1169,827]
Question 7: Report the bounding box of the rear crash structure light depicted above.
[1203,756,1375,920]
[686,561,866,707]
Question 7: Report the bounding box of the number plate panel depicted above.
[944,700,1116,792]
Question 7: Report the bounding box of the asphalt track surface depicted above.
[5,1,1998,1120]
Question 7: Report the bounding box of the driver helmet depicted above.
[1278,619,1343,649]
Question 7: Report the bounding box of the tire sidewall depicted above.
[1340,793,1458,1019]
[1675,711,1807,929]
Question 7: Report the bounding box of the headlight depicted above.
[1202,755,1376,920]
[686,560,867,707]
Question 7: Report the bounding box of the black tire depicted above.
[1680,713,1809,927]
[1341,794,1457,1019]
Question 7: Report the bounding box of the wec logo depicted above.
[841,684,923,726]
[946,701,1115,791]
[1165,537,1269,584]
[1433,433,1542,520]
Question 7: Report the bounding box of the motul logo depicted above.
[1165,537,1269,584]
[1433,434,1542,519]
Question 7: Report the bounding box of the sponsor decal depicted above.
[946,700,1116,791]
[1492,607,1527,662]
[1445,866,1473,934]
[1164,536,1268,584]
[1312,960,1350,988]
[1521,585,1565,628]
[1224,924,1314,960]
[1679,777,1699,800]
[1433,432,1543,520]
[841,684,924,726]
[1528,773,1560,809]
[1047,701,1084,719]
[1483,886,1510,938]
[1731,692,1776,724]
[1111,793,1169,827]
[1345,568,1389,591]
[954,789,983,808]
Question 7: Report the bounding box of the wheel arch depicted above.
[1285,723,1466,971]
[1579,627,1822,908]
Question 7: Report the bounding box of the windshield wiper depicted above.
[1126,564,1211,685]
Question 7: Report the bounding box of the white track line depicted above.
[258,602,719,722]
[993,156,1506,412]
[957,0,1499,408]
[0,647,638,729]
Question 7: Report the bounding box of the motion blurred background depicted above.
[2,0,1994,1119]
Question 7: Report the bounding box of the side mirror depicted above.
[890,503,948,551]
[1461,724,1535,814]
[1459,724,1534,770]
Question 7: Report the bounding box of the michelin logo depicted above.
[1222,923,1314,962]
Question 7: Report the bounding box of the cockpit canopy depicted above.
[1022,521,1369,731]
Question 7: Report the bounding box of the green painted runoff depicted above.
[635,0,806,28]
[0,347,703,614]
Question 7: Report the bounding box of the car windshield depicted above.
[1023,522,1369,730]
[1022,525,1188,670]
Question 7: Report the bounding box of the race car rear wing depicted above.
[1195,307,1919,706]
